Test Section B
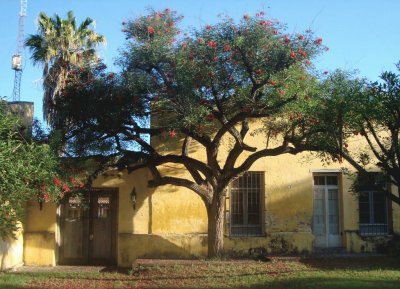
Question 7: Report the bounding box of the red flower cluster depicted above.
[107,72,115,80]
[255,69,264,75]
[268,80,277,86]
[223,44,231,51]
[284,36,290,44]
[298,48,307,58]
[43,193,50,202]
[298,35,304,40]
[206,25,213,31]
[147,26,155,34]
[63,183,71,193]
[169,130,177,138]
[290,52,297,59]
[53,177,62,186]
[207,41,218,48]
[315,37,323,45]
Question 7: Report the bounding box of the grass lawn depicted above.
[1,256,399,289]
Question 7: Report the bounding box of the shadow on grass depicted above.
[248,277,400,289]
[299,256,400,271]
[134,277,400,289]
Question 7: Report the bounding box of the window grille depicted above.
[230,171,263,236]
[359,191,388,235]
[357,172,389,236]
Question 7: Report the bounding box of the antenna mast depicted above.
[11,0,28,101]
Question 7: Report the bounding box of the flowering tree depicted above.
[55,10,326,257]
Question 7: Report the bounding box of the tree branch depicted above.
[148,176,212,204]
[182,136,205,184]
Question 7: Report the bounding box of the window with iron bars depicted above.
[359,191,388,236]
[357,173,389,236]
[230,171,263,236]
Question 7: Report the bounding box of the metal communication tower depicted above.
[11,0,28,101]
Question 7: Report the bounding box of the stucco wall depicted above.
[23,201,57,266]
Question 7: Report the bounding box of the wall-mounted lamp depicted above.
[130,187,137,210]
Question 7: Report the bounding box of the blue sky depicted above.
[1,0,399,122]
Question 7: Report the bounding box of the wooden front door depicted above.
[59,189,118,265]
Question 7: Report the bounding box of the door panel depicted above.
[89,191,117,265]
[59,189,117,265]
[328,188,340,246]
[313,188,326,247]
[59,197,88,264]
[313,175,341,248]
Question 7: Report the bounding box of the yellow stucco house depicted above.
[1,104,399,269]
[19,134,399,268]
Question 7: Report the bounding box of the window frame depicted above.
[358,190,389,236]
[229,171,264,237]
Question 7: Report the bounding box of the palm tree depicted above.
[26,11,106,125]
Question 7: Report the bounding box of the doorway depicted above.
[312,174,341,248]
[58,189,118,265]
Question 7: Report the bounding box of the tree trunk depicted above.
[207,193,225,258]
